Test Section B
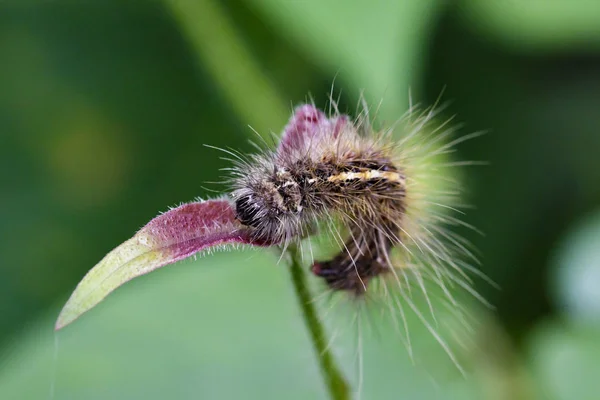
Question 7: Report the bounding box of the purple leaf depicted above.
[278,104,331,155]
[277,104,352,158]
[55,199,269,330]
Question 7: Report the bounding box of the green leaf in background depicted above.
[247,0,441,116]
[527,320,600,400]
[459,0,600,51]
[0,251,482,400]
[525,206,600,400]
[550,209,600,324]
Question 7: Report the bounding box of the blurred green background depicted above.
[1,1,600,399]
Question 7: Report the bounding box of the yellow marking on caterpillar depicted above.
[327,170,404,184]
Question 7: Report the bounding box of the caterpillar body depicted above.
[224,99,490,376]
[232,105,412,295]
[230,100,483,299]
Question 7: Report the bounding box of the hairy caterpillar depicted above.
[230,101,483,288]
[231,104,406,294]
[226,98,489,374]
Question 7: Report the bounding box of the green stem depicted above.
[288,246,351,400]
[163,1,351,398]
[165,0,289,136]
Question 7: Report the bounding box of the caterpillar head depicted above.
[231,167,304,244]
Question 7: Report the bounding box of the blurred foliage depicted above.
[1,0,599,399]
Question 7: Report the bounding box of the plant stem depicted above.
[288,246,351,400]
[165,0,289,136]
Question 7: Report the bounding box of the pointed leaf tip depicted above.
[55,199,266,330]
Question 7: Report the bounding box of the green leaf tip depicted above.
[55,199,265,330]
